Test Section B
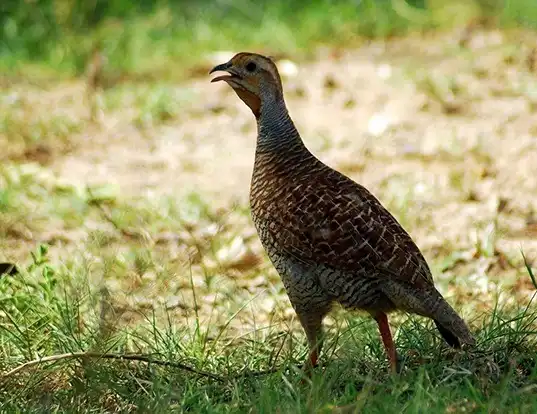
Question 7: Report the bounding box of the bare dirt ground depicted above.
[3,29,537,336]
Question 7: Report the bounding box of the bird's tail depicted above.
[383,282,475,347]
[434,319,461,348]
[431,296,475,346]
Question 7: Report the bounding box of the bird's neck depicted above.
[255,95,306,155]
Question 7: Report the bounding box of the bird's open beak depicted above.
[209,61,240,83]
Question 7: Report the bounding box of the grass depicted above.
[0,97,82,162]
[1,0,537,82]
[0,159,536,412]
[0,241,537,412]
[2,0,537,411]
[1,0,427,80]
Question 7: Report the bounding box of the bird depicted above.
[209,52,475,374]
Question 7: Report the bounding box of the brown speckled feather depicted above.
[252,153,433,290]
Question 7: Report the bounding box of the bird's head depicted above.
[209,52,284,118]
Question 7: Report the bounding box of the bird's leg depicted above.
[373,312,398,374]
[298,312,325,376]
[306,334,322,370]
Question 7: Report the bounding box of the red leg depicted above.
[301,349,317,381]
[374,312,398,374]
[302,333,321,379]
[298,311,326,380]
[308,348,318,368]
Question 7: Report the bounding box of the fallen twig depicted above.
[1,352,223,382]
[0,351,295,385]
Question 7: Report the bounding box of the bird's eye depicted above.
[245,62,257,72]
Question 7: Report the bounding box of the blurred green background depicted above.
[1,0,535,80]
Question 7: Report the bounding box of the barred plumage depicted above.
[210,52,475,374]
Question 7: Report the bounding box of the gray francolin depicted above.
[210,52,475,374]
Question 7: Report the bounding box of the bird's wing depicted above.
[266,170,434,289]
